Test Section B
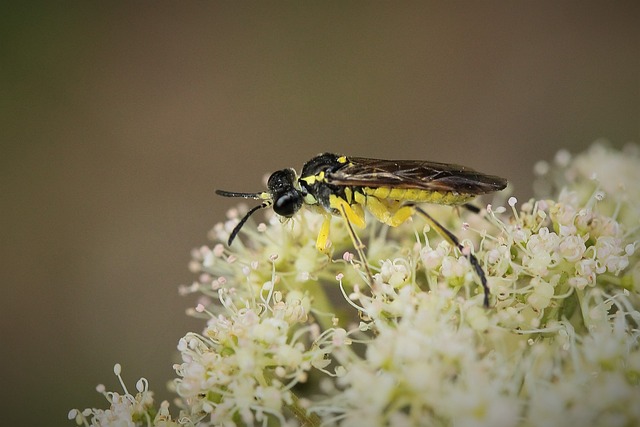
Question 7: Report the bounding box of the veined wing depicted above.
[326,156,507,195]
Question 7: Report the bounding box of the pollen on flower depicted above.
[342,251,354,262]
[212,243,225,257]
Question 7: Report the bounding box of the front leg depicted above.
[315,214,332,254]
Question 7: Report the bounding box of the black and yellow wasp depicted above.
[216,153,507,307]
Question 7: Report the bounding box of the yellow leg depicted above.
[329,195,366,228]
[336,203,375,285]
[327,195,375,285]
[365,196,414,227]
[387,205,414,227]
[316,215,332,254]
[364,196,392,224]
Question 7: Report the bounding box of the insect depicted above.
[216,153,507,307]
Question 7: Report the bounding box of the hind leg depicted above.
[365,197,414,227]
[406,203,490,307]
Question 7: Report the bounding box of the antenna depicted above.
[215,190,264,199]
[227,201,272,246]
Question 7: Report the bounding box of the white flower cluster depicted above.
[68,364,177,427]
[313,283,522,427]
[172,286,333,425]
[72,142,639,427]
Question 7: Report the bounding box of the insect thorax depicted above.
[299,153,347,212]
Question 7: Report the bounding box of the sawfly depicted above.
[216,153,507,307]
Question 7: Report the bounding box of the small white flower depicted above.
[559,234,587,262]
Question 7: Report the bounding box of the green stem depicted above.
[286,389,322,427]
[263,370,322,427]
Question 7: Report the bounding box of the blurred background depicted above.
[2,2,638,425]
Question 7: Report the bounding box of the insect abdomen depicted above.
[361,187,473,205]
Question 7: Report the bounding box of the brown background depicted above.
[2,2,638,425]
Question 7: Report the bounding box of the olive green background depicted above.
[2,2,638,426]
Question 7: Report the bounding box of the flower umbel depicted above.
[74,142,640,427]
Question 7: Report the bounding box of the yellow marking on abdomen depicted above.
[363,187,473,205]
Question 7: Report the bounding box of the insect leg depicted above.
[315,214,332,254]
[462,203,481,214]
[337,203,375,285]
[364,196,414,227]
[324,195,373,283]
[405,203,490,308]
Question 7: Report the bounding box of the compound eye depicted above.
[273,191,302,218]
